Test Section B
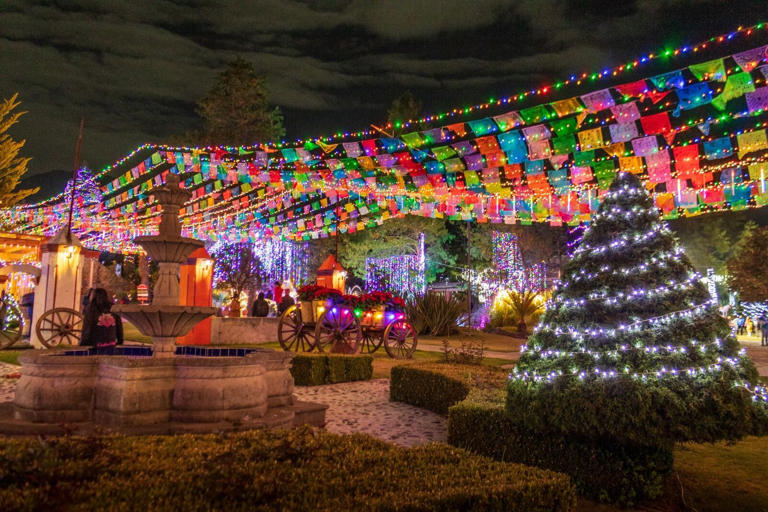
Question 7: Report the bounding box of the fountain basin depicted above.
[112,304,217,338]
[132,236,204,263]
[2,350,326,435]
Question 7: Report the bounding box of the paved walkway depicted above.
[0,362,20,403]
[293,379,446,447]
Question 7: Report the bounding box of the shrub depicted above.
[291,354,373,386]
[406,292,464,336]
[0,428,577,511]
[448,390,674,505]
[390,363,507,414]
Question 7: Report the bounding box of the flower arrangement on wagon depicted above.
[296,285,342,322]
[353,291,407,327]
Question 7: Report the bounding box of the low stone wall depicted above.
[210,317,279,345]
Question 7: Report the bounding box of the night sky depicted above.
[3,0,768,178]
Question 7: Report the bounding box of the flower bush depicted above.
[296,285,341,302]
[356,291,406,311]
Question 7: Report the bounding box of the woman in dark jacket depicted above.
[80,288,123,353]
[251,292,270,317]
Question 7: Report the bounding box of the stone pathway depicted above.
[0,362,20,403]
[293,379,446,447]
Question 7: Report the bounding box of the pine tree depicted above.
[195,57,285,146]
[0,94,38,207]
[727,226,768,302]
[508,172,766,447]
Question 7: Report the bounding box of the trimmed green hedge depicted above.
[291,354,373,386]
[0,427,577,511]
[448,390,673,505]
[390,363,507,415]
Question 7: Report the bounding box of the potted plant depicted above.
[297,285,341,322]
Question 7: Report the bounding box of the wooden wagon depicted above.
[277,297,418,359]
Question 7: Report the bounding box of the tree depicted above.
[337,215,456,283]
[211,242,263,301]
[507,173,766,499]
[0,94,38,207]
[193,58,285,146]
[672,215,736,273]
[727,226,768,302]
[387,91,423,136]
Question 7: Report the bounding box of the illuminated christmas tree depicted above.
[507,172,766,499]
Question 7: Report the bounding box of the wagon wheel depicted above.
[35,307,83,348]
[278,304,316,352]
[359,326,382,354]
[0,295,23,350]
[314,306,361,354]
[383,320,418,359]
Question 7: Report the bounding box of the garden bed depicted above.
[0,427,576,511]
[390,363,507,414]
[291,354,373,385]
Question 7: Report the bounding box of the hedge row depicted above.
[0,427,577,511]
[448,389,673,505]
[390,363,506,414]
[291,354,373,386]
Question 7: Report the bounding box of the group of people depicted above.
[733,315,768,346]
[250,281,295,318]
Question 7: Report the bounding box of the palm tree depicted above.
[499,290,545,335]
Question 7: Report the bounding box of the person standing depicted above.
[251,292,269,317]
[80,288,123,353]
[273,281,283,304]
[761,316,768,347]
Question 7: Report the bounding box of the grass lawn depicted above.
[575,436,768,511]
[419,328,525,353]
[123,322,153,344]
[0,350,23,366]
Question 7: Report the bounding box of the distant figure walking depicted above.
[273,281,284,304]
[761,316,768,347]
[80,288,123,353]
[251,292,269,318]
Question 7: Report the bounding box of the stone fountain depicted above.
[0,173,327,435]
[111,173,217,356]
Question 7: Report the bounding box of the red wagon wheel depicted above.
[278,305,316,352]
[383,320,417,359]
[35,307,83,348]
[0,294,23,350]
[359,326,382,354]
[314,306,361,354]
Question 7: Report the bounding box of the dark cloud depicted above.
[1,0,767,175]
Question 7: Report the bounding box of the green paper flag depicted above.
[711,72,755,110]
[688,58,725,81]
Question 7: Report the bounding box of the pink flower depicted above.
[97,313,115,328]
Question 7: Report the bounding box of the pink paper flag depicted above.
[631,136,659,157]
[733,45,768,72]
[746,86,768,113]
[580,89,615,112]
[610,101,641,123]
